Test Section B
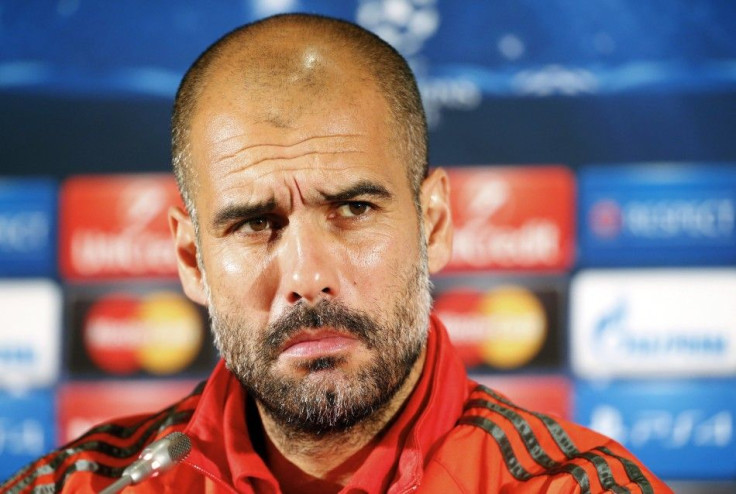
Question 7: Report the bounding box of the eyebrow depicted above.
[212,198,277,230]
[210,180,392,231]
[322,180,392,202]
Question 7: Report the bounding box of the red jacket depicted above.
[2,315,671,493]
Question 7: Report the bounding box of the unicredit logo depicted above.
[453,219,560,267]
[70,231,175,276]
[60,175,183,280]
[445,166,574,272]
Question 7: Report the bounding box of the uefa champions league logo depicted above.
[355,0,481,127]
[356,0,440,57]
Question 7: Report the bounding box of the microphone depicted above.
[99,432,192,494]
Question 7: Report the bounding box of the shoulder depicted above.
[422,384,673,494]
[0,381,205,494]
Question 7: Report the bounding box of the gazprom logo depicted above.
[593,299,728,358]
[0,346,35,365]
[571,269,736,377]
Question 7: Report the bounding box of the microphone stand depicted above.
[99,432,191,494]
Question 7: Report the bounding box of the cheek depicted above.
[349,236,388,270]
[203,245,275,310]
[345,228,420,299]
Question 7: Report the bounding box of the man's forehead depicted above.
[189,101,401,216]
[184,26,408,211]
[206,138,393,200]
[193,42,379,138]
[218,174,393,210]
[206,27,370,94]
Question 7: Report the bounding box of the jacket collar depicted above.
[181,313,468,493]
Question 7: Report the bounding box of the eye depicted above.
[336,202,371,218]
[235,216,274,233]
[247,217,270,231]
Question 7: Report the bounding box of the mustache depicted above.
[264,300,379,351]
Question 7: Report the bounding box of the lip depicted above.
[279,329,360,359]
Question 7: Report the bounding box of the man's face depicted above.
[173,54,450,434]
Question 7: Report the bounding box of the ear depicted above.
[168,206,207,306]
[420,168,453,274]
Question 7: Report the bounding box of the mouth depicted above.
[279,329,361,359]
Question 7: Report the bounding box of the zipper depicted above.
[397,484,419,494]
[183,461,241,494]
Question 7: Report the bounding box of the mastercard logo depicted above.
[435,286,547,369]
[83,292,203,375]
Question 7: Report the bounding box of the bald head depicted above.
[171,13,428,222]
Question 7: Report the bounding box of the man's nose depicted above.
[277,220,339,305]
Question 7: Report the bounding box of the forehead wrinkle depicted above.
[212,133,367,177]
[221,149,366,180]
[215,162,388,213]
[219,161,372,193]
[212,133,366,160]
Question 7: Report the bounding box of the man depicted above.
[2,13,671,494]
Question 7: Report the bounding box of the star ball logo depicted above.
[435,286,547,369]
[83,292,203,375]
[589,199,623,239]
[357,0,440,57]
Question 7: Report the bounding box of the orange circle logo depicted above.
[84,292,203,375]
[435,285,547,369]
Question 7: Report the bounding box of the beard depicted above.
[206,253,432,436]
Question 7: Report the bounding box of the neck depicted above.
[257,346,426,491]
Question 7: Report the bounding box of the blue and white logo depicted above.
[355,0,481,127]
[592,299,727,360]
[578,163,736,266]
[357,0,440,57]
[571,269,736,378]
[0,179,57,276]
[0,388,56,480]
[0,281,61,389]
[575,379,736,480]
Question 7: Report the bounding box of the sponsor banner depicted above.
[59,174,183,280]
[575,379,736,480]
[570,269,736,378]
[0,388,56,480]
[65,283,217,378]
[0,280,61,389]
[433,275,565,371]
[578,163,736,266]
[667,481,736,493]
[444,166,575,272]
[57,380,198,444]
[0,178,57,276]
[471,374,571,419]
